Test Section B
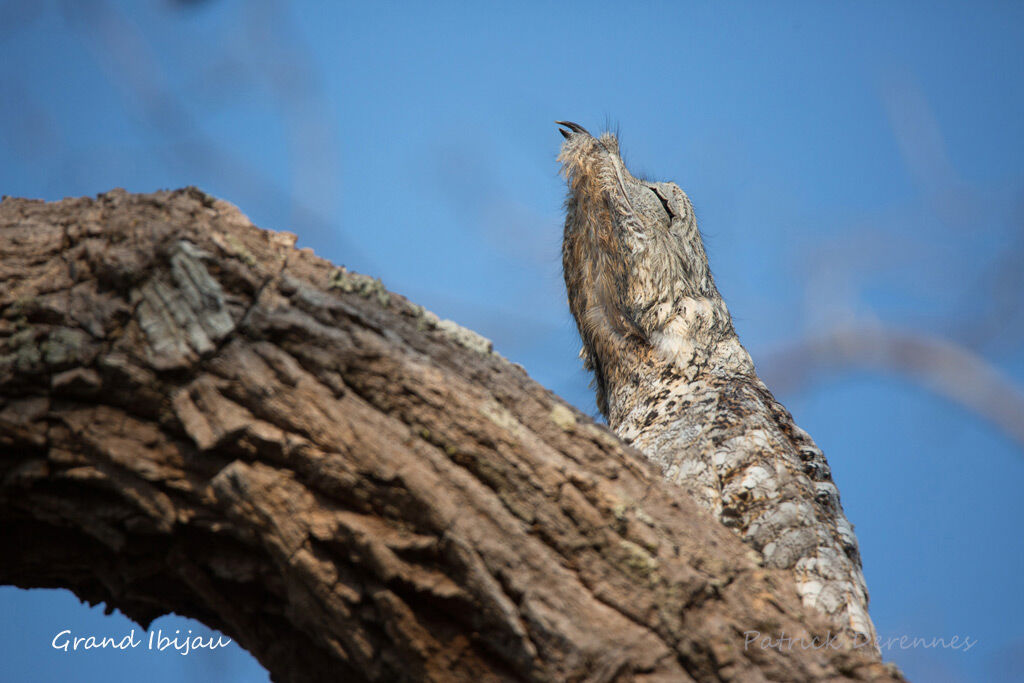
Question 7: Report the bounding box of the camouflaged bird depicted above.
[557,121,877,645]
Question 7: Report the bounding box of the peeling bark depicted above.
[0,188,901,682]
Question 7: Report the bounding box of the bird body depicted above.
[557,121,876,645]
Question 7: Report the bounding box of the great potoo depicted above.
[557,120,876,645]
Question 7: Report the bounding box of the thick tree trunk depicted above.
[0,189,900,682]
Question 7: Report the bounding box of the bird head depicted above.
[556,121,690,246]
[557,121,730,417]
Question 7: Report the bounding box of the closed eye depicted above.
[650,187,674,220]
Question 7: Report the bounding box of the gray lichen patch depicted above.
[406,304,494,356]
[479,399,519,433]
[2,328,42,373]
[133,240,237,370]
[328,266,390,307]
[618,539,659,579]
[582,422,622,450]
[0,325,96,379]
[435,319,492,355]
[40,328,92,367]
[549,404,577,431]
[224,234,256,267]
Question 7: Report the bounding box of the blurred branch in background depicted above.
[761,73,1024,454]
[764,218,1024,453]
[52,0,364,265]
[955,219,1024,354]
[761,323,1024,450]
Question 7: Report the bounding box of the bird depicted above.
[556,120,876,646]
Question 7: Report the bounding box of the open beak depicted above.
[556,120,591,139]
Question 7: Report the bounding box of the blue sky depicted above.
[1,1,1022,681]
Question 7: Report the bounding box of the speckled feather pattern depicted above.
[558,125,877,644]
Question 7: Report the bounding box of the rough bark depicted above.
[0,188,901,682]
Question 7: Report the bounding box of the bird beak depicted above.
[556,120,591,138]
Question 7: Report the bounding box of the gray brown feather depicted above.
[558,122,877,645]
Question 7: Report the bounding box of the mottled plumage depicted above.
[557,121,876,644]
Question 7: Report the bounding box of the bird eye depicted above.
[650,187,675,220]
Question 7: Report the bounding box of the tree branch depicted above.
[0,188,900,682]
[761,325,1024,451]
